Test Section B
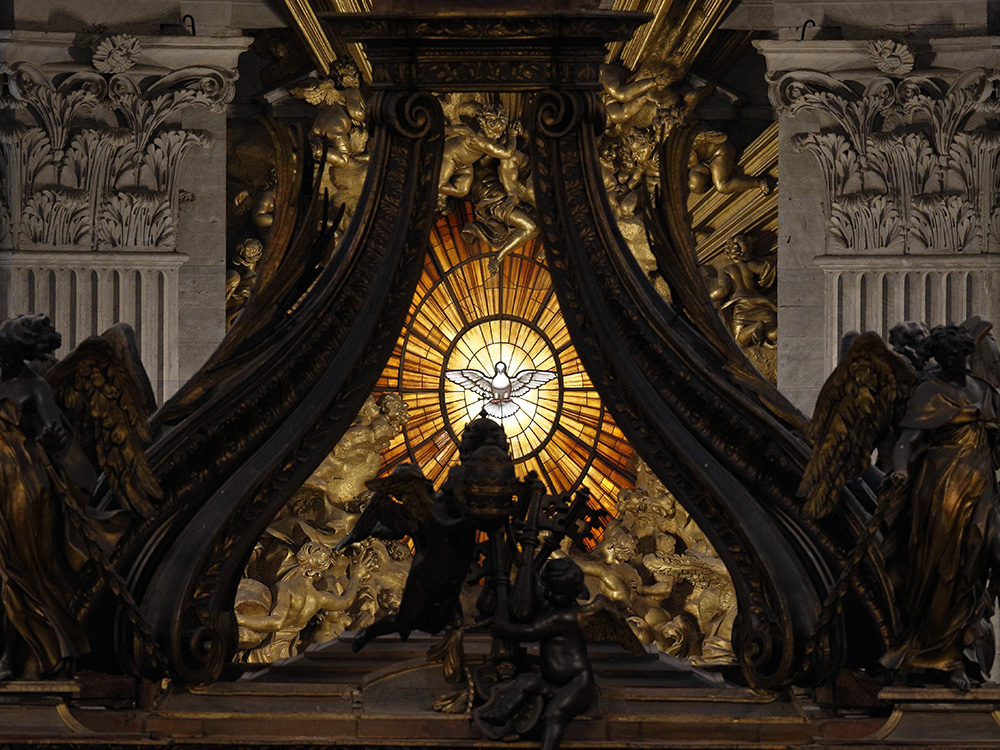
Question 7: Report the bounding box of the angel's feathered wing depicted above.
[336,463,436,549]
[45,324,161,518]
[965,315,1000,391]
[578,594,647,655]
[509,369,556,398]
[798,332,919,519]
[445,369,493,400]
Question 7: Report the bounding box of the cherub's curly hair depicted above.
[925,324,975,361]
[0,314,61,369]
[296,541,333,573]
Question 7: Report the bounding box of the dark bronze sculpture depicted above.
[337,416,517,652]
[335,461,477,652]
[0,314,159,679]
[801,319,1000,690]
[475,557,642,750]
[881,324,1000,690]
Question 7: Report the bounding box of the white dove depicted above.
[445,362,556,419]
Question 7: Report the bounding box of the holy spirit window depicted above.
[375,206,636,517]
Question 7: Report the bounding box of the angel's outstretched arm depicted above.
[237,585,293,633]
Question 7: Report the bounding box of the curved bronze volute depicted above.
[113,87,446,683]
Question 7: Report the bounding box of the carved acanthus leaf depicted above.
[21,188,91,245]
[775,67,1000,254]
[829,193,903,253]
[791,132,859,197]
[908,194,980,253]
[98,190,175,248]
[2,63,230,251]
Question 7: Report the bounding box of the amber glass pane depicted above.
[375,205,635,513]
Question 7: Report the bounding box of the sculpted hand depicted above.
[40,421,68,450]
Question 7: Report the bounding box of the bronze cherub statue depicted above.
[474,557,643,750]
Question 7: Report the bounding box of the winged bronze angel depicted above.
[0,314,161,679]
[334,460,478,653]
[800,317,1000,690]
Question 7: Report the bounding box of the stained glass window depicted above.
[376,206,635,514]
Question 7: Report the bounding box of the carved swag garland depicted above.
[0,37,235,251]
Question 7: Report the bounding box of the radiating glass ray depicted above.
[375,206,634,514]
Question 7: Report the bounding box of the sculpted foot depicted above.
[949,669,972,692]
[351,630,371,653]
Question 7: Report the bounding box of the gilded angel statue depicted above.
[0,314,161,679]
[800,318,1000,690]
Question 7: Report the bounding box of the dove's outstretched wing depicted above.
[44,324,161,518]
[445,369,494,400]
[965,315,1000,391]
[578,594,647,655]
[335,463,436,550]
[798,332,919,519]
[509,369,556,398]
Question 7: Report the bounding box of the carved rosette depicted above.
[0,62,233,252]
[92,34,142,74]
[771,67,1000,254]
